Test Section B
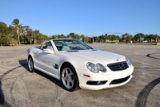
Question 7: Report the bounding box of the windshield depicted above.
[53,39,92,51]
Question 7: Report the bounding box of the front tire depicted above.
[61,64,79,91]
[28,56,35,72]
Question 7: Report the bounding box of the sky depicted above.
[0,0,160,37]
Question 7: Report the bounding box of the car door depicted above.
[34,41,60,78]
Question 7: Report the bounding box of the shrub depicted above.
[0,37,18,46]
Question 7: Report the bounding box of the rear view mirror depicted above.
[43,49,53,54]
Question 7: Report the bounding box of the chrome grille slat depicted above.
[107,61,129,71]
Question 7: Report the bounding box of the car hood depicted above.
[66,49,125,64]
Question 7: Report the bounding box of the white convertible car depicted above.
[27,39,134,91]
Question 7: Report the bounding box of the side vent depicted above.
[54,64,59,69]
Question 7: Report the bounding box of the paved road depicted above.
[0,44,160,107]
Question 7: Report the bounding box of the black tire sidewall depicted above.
[28,56,35,72]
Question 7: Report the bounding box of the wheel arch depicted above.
[28,54,32,59]
[60,61,79,81]
[28,54,33,61]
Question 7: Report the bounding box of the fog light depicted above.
[97,81,101,84]
[87,81,107,85]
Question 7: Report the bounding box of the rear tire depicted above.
[60,64,79,91]
[28,56,35,72]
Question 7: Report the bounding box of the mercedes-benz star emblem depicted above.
[119,63,124,69]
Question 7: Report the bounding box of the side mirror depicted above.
[43,49,53,54]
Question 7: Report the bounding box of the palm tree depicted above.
[12,19,22,44]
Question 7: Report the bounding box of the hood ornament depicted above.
[116,59,119,61]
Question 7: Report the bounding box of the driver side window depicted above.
[42,41,53,51]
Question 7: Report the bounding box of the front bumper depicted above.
[77,65,134,90]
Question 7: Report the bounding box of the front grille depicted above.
[110,76,130,84]
[107,61,128,71]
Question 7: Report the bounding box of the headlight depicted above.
[126,57,132,66]
[86,62,99,73]
[86,62,107,73]
[96,63,107,72]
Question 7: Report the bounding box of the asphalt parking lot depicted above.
[0,44,160,107]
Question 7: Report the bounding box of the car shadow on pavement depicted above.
[35,69,64,89]
[19,59,64,90]
[18,59,29,71]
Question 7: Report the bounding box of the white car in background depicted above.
[27,39,134,91]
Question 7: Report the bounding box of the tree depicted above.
[33,30,49,44]
[99,35,106,42]
[0,19,50,45]
[110,35,120,42]
[81,35,90,43]
[0,22,8,38]
[50,35,57,39]
[134,33,145,43]
[121,33,133,43]
[12,19,22,44]
[21,26,33,44]
[68,33,80,40]
[146,34,159,42]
